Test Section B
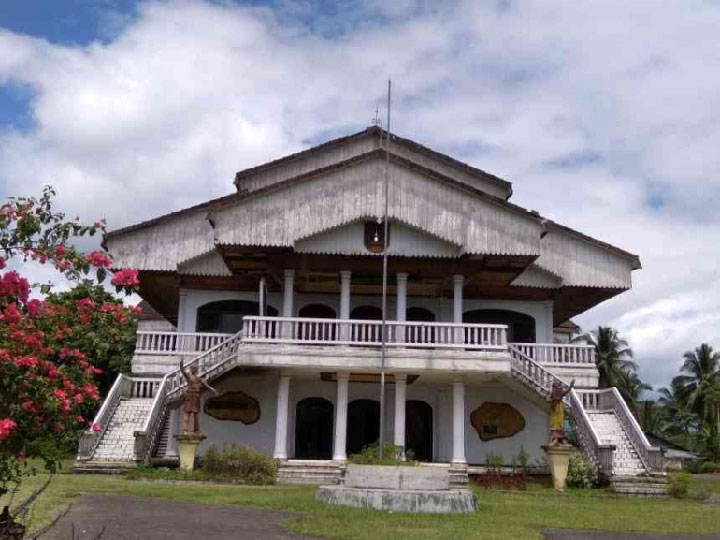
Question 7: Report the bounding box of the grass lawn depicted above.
[1,470,719,540]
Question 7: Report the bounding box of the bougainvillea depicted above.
[0,186,139,499]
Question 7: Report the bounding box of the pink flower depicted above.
[75,297,95,310]
[55,244,66,257]
[26,299,42,317]
[92,423,102,432]
[53,388,67,399]
[84,250,113,268]
[2,303,22,325]
[0,418,18,442]
[111,268,139,287]
[77,415,86,424]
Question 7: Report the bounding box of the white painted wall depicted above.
[178,288,553,344]
[178,370,550,465]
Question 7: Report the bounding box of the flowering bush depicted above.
[0,187,139,501]
[566,453,599,488]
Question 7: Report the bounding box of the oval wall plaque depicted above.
[470,402,525,441]
[204,391,261,425]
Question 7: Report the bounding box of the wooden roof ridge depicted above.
[233,125,513,196]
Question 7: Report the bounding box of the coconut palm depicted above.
[657,379,699,436]
[574,326,638,389]
[673,343,720,430]
[618,369,652,412]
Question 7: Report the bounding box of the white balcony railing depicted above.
[241,316,508,349]
[135,331,233,355]
[510,343,595,365]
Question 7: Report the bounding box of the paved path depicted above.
[37,495,315,539]
[544,530,720,540]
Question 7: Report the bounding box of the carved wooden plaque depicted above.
[203,391,260,424]
[470,402,525,441]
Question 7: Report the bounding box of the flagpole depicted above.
[378,79,391,459]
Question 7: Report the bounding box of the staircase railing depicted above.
[77,373,127,461]
[508,344,565,397]
[165,330,244,398]
[508,345,614,475]
[607,387,663,472]
[567,389,615,475]
[129,331,244,462]
[133,375,170,463]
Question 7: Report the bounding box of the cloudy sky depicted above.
[1,0,719,390]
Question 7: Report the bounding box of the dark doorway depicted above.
[298,304,337,341]
[197,300,278,334]
[406,400,433,461]
[406,307,436,345]
[295,398,334,459]
[463,309,536,343]
[347,399,380,455]
[298,304,336,319]
[350,306,383,343]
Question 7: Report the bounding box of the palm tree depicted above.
[574,326,638,389]
[673,343,720,431]
[657,379,699,436]
[641,400,663,435]
[618,369,652,412]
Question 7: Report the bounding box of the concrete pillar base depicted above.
[542,444,572,491]
[175,433,206,471]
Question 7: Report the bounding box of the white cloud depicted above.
[1,0,719,388]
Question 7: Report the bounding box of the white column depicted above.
[394,374,407,450]
[453,274,464,344]
[258,277,266,317]
[177,289,190,333]
[283,269,295,317]
[273,373,291,459]
[452,376,466,464]
[339,271,351,342]
[333,373,350,461]
[396,273,408,343]
[166,406,180,457]
[282,269,295,338]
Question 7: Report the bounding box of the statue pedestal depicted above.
[175,433,206,472]
[542,444,572,491]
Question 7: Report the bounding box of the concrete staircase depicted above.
[82,398,154,467]
[277,460,344,484]
[586,411,645,476]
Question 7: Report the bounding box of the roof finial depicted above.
[372,104,382,128]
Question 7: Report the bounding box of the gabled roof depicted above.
[234,126,513,199]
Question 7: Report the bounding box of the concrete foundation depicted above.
[316,464,476,514]
[316,485,476,514]
[175,433,206,471]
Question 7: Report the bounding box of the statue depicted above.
[547,378,574,445]
[180,359,218,433]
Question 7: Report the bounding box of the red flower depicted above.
[2,302,22,325]
[77,415,86,424]
[0,257,5,269]
[26,299,42,317]
[53,388,67,399]
[92,423,102,432]
[52,423,64,434]
[0,418,18,442]
[111,269,139,287]
[76,297,95,311]
[85,250,113,268]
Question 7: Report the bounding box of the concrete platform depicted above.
[316,485,476,514]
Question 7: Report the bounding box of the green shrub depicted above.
[566,454,599,488]
[699,461,720,474]
[348,443,415,466]
[668,472,693,498]
[512,447,530,475]
[485,453,504,472]
[200,444,277,485]
[683,459,704,474]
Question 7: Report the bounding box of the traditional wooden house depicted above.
[77,126,662,484]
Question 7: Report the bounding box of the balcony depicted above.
[133,317,596,377]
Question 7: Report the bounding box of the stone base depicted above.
[316,486,476,514]
[175,433,206,472]
[542,444,572,491]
